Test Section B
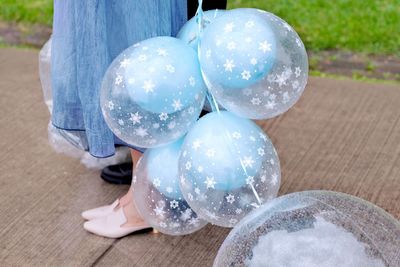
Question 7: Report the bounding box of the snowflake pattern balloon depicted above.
[199,8,308,119]
[133,138,208,235]
[100,37,206,148]
[179,111,281,227]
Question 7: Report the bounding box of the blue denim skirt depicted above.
[51,0,187,158]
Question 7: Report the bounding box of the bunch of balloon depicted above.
[175,1,308,228]
[100,0,308,231]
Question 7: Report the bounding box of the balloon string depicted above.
[196,0,262,207]
[196,0,220,114]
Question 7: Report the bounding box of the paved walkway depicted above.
[0,48,399,266]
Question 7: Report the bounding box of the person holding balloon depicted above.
[51,0,227,238]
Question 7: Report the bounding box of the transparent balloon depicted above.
[177,10,225,112]
[179,111,281,227]
[199,8,308,119]
[133,138,208,235]
[214,190,400,267]
[100,37,207,148]
[177,9,226,50]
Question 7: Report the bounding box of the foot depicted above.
[81,199,119,221]
[83,189,151,238]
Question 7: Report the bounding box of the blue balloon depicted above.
[133,138,208,235]
[177,9,226,50]
[199,8,309,120]
[199,9,276,89]
[100,37,206,148]
[146,138,183,199]
[179,111,281,227]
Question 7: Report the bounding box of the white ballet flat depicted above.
[81,199,119,221]
[83,207,152,238]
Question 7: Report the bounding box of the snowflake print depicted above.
[166,187,173,194]
[197,166,203,173]
[223,59,235,72]
[172,99,183,111]
[194,187,201,195]
[296,38,302,47]
[232,132,242,139]
[271,173,279,185]
[292,80,300,90]
[258,148,265,156]
[115,75,123,85]
[157,48,168,56]
[167,121,176,129]
[192,139,202,150]
[180,174,186,184]
[107,101,114,110]
[241,70,251,80]
[260,174,267,183]
[283,92,290,103]
[142,80,155,93]
[170,200,179,209]
[224,22,235,33]
[185,161,192,170]
[246,176,255,185]
[153,178,161,187]
[188,217,200,226]
[129,112,142,125]
[259,41,272,53]
[120,58,131,68]
[270,158,275,165]
[153,205,165,217]
[135,127,148,137]
[251,97,262,105]
[283,23,292,32]
[204,176,217,189]
[118,119,124,126]
[265,101,276,110]
[275,73,288,87]
[189,76,196,87]
[159,112,168,121]
[259,132,268,141]
[235,208,242,214]
[226,194,235,204]
[295,67,301,77]
[250,58,258,65]
[242,156,255,168]
[180,209,193,221]
[206,148,216,158]
[165,64,175,73]
[245,20,255,28]
[227,41,236,50]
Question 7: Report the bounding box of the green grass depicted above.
[0,0,53,26]
[229,0,400,55]
[0,0,399,55]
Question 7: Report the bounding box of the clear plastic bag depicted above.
[39,38,131,169]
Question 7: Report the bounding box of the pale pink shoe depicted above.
[83,207,152,238]
[81,199,119,221]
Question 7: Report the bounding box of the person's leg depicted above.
[118,150,148,227]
